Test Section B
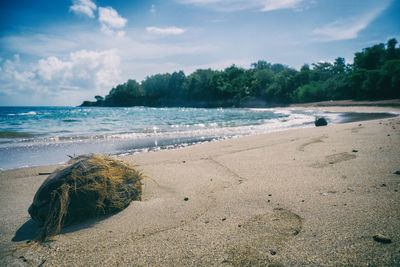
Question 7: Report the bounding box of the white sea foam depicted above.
[18,111,37,115]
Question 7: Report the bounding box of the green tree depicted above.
[187,69,216,102]
[332,57,346,74]
[251,60,272,70]
[380,59,400,98]
[271,63,286,73]
[311,62,333,81]
[82,38,400,107]
[169,71,187,99]
[297,82,326,102]
[386,38,398,60]
[252,69,275,97]
[141,73,171,105]
[354,43,386,70]
[265,68,297,103]
[104,79,144,106]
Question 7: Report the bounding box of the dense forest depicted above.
[82,39,400,108]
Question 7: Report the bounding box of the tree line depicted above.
[81,38,400,108]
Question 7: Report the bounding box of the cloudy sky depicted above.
[0,0,399,106]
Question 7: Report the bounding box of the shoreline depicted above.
[0,104,399,171]
[1,106,400,265]
[288,99,400,108]
[1,108,398,172]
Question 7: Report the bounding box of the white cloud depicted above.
[150,4,156,13]
[37,56,71,81]
[0,55,36,91]
[37,49,121,89]
[312,4,390,41]
[146,27,186,35]
[69,2,127,36]
[179,0,224,3]
[261,0,303,12]
[0,50,121,105]
[116,31,126,37]
[177,0,303,12]
[98,7,127,35]
[177,0,261,11]
[1,30,214,62]
[1,34,78,58]
[70,0,97,18]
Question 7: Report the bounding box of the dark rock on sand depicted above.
[315,117,328,127]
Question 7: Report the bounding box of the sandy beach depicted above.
[1,106,400,266]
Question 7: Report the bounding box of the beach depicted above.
[1,106,400,266]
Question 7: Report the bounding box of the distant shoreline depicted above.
[0,99,399,109]
[289,99,400,108]
[80,98,400,109]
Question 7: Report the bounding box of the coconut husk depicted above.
[28,154,143,241]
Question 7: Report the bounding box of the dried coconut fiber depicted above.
[28,154,143,241]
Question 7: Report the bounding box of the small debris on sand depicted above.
[373,234,392,244]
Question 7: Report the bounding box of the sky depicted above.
[0,0,399,106]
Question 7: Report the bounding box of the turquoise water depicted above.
[0,106,394,170]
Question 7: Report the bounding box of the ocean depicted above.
[0,106,397,170]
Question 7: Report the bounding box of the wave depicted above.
[62,119,81,122]
[0,131,35,139]
[2,112,313,145]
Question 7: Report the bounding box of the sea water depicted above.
[0,106,395,170]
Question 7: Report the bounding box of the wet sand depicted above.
[1,106,400,266]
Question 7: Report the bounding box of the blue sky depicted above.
[0,0,399,106]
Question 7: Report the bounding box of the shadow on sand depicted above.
[12,214,116,242]
[12,219,40,242]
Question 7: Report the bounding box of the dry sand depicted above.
[1,106,400,266]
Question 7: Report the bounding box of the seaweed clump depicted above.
[28,154,143,241]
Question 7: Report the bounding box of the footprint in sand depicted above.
[297,136,327,152]
[223,208,302,266]
[310,152,356,168]
[347,125,365,133]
